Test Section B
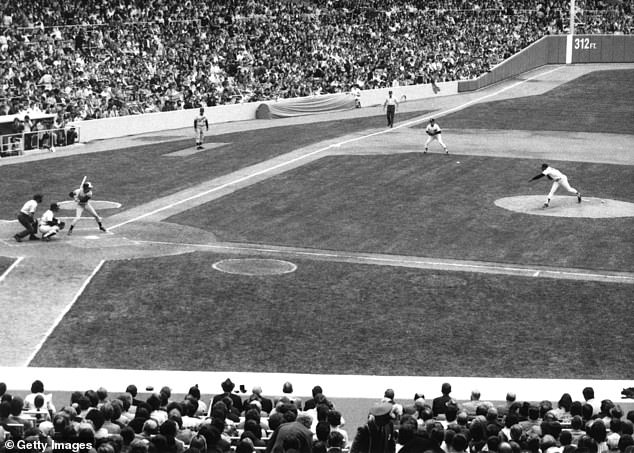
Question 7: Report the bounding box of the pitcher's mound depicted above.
[495,196,634,218]
[213,258,297,276]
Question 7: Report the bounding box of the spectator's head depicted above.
[268,412,283,431]
[441,383,452,395]
[588,420,607,443]
[34,394,45,410]
[146,394,161,412]
[558,393,573,411]
[296,413,313,429]
[283,382,293,394]
[327,410,342,427]
[370,402,394,425]
[312,386,323,397]
[571,401,584,417]
[327,431,345,449]
[235,438,254,453]
[96,387,108,402]
[618,435,634,452]
[85,408,105,431]
[221,379,235,393]
[125,385,138,397]
[583,387,595,401]
[600,400,614,416]
[452,433,469,452]
[30,380,45,394]
[10,396,24,416]
[243,419,261,440]
[188,385,201,401]
[560,430,573,446]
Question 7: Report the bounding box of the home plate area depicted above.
[495,196,634,218]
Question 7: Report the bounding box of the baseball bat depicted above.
[80,175,87,190]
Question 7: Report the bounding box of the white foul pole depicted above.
[570,0,575,35]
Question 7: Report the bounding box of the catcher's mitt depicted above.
[58,221,66,230]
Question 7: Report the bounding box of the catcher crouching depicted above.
[39,203,65,241]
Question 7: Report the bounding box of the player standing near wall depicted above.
[194,107,209,150]
[383,91,399,128]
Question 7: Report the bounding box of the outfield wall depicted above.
[76,81,458,143]
[458,35,634,92]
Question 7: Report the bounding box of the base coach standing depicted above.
[383,90,399,128]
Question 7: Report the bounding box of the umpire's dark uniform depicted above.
[15,194,42,241]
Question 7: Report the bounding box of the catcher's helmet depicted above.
[83,181,93,189]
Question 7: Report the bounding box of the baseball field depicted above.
[0,64,633,410]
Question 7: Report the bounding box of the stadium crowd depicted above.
[1,379,634,453]
[0,0,632,122]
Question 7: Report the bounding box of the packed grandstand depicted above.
[0,0,632,124]
[1,380,634,453]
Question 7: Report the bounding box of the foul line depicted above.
[132,239,634,284]
[108,66,565,232]
[0,256,24,283]
[24,260,105,367]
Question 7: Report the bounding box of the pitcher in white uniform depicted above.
[530,163,582,208]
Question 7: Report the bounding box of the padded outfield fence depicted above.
[458,35,634,92]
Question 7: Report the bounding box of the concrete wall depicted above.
[458,36,567,92]
[75,81,458,143]
[570,35,634,63]
[458,34,634,92]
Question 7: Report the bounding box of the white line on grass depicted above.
[108,66,565,232]
[0,256,24,283]
[24,260,105,367]
[131,239,634,283]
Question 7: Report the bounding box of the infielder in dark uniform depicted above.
[14,193,43,242]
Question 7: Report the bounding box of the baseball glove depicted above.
[58,221,66,230]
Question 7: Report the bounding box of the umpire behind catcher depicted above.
[14,193,43,242]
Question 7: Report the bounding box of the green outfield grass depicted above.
[0,112,428,220]
[31,251,634,379]
[170,154,634,272]
[436,69,634,133]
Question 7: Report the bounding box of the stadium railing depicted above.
[0,126,80,158]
